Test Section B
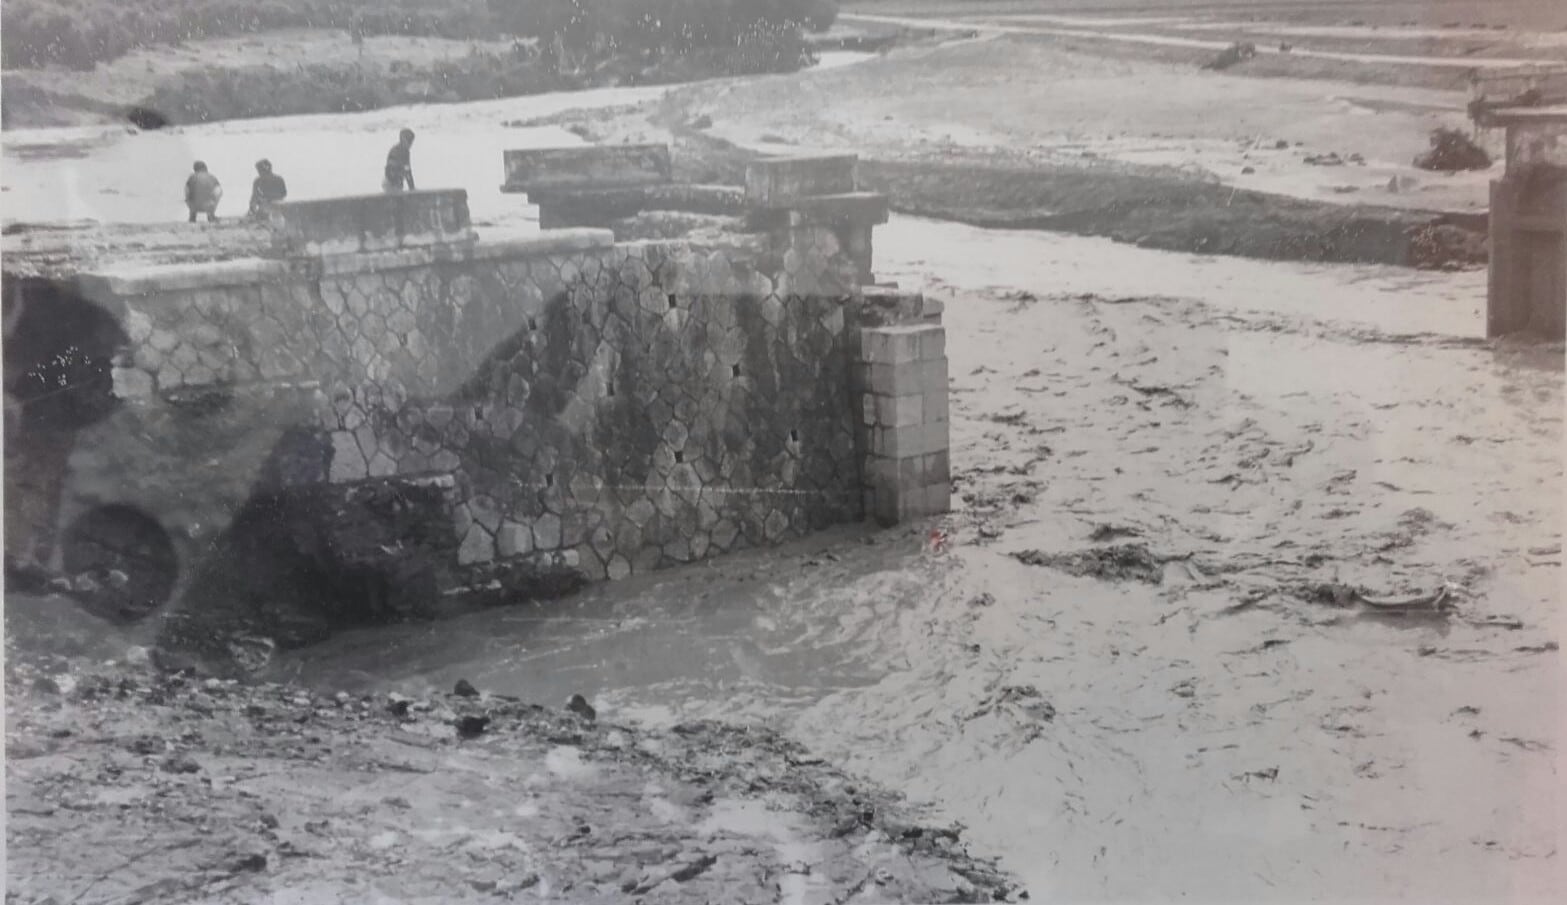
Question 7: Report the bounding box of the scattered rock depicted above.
[31,676,61,695]
[232,851,268,872]
[967,593,995,608]
[669,853,719,882]
[1089,524,1141,542]
[1202,42,1257,71]
[387,693,412,717]
[454,714,491,738]
[689,114,713,129]
[454,678,481,698]
[161,754,201,774]
[1241,166,1255,174]
[567,693,597,722]
[1171,679,1197,698]
[124,646,152,668]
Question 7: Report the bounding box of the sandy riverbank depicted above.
[512,18,1509,268]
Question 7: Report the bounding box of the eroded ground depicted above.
[3,614,1017,905]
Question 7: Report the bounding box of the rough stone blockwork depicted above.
[853,289,952,526]
[56,223,864,611]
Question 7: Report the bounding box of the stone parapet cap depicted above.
[78,257,290,296]
[74,229,619,293]
[527,184,750,216]
[502,144,674,194]
[266,189,475,256]
[312,228,617,275]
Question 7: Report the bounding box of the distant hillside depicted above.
[3,0,837,71]
[2,1,493,70]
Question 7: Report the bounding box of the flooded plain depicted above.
[6,43,1563,904]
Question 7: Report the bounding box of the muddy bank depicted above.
[495,23,1507,270]
[3,595,1021,905]
[560,109,1489,270]
[0,19,910,131]
[2,46,811,131]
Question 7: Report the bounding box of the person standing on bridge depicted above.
[184,161,223,222]
[248,159,288,218]
[383,128,416,193]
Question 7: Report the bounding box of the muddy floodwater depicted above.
[270,219,1559,900]
[8,61,1562,903]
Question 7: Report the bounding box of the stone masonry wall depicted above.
[55,222,865,619]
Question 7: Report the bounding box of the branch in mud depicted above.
[1009,543,1177,584]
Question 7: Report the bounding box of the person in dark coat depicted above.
[185,161,222,222]
[248,159,288,217]
[383,128,416,192]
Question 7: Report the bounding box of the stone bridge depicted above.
[3,149,952,656]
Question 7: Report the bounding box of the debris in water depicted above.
[968,685,1056,723]
[1357,585,1456,615]
[454,715,491,738]
[1089,524,1141,542]
[567,694,597,722]
[162,754,201,774]
[1010,543,1166,584]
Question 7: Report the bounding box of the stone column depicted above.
[854,323,951,526]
